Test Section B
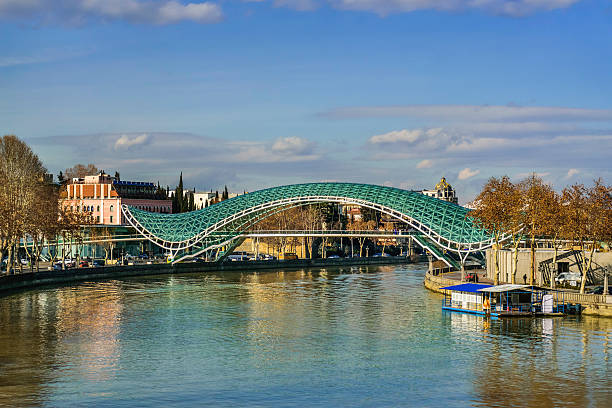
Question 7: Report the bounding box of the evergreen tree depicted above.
[173,172,185,213]
[114,171,120,181]
[222,185,229,200]
[188,192,195,211]
[57,170,64,183]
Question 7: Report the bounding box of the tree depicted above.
[469,176,518,284]
[540,189,566,288]
[518,174,556,285]
[347,218,376,257]
[64,163,98,179]
[188,191,195,212]
[222,185,229,201]
[173,172,184,213]
[57,171,65,184]
[563,180,612,293]
[0,135,48,274]
[114,171,120,181]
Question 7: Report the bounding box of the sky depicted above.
[1,0,611,204]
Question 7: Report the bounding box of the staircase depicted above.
[412,234,461,270]
[538,249,606,286]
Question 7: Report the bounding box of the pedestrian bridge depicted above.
[122,182,493,264]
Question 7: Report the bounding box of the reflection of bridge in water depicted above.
[122,182,495,267]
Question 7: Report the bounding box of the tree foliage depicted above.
[0,135,87,274]
[64,163,99,179]
[471,174,611,291]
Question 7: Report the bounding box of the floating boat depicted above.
[440,283,570,317]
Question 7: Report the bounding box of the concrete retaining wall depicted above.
[0,256,413,296]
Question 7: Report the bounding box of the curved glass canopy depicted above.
[123,182,493,257]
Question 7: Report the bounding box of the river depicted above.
[0,263,610,407]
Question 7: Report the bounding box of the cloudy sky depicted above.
[2,0,611,203]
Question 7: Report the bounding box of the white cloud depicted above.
[458,168,480,180]
[566,168,580,179]
[271,136,315,155]
[323,104,612,122]
[416,159,433,169]
[0,0,223,25]
[369,128,444,144]
[330,0,580,17]
[114,133,149,150]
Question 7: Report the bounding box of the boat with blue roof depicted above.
[440,283,571,317]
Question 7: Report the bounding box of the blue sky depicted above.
[1,0,611,203]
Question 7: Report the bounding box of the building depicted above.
[422,177,458,204]
[60,172,172,225]
[168,190,244,209]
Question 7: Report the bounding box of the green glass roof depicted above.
[124,182,492,251]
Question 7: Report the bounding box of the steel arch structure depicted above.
[122,182,493,263]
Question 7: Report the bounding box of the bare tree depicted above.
[0,135,48,274]
[64,163,99,180]
[469,176,518,285]
[563,180,612,293]
[347,218,376,257]
[518,174,556,285]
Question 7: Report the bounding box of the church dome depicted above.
[435,177,452,191]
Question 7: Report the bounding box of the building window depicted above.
[110,205,114,212]
[97,205,100,212]
[96,216,100,223]
[110,216,113,223]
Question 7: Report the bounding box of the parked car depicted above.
[465,272,479,282]
[251,254,275,261]
[228,252,249,261]
[138,253,149,259]
[20,258,29,265]
[555,272,581,285]
[79,261,89,268]
[327,255,341,259]
[92,260,105,267]
[280,253,298,260]
[62,259,76,268]
[588,286,612,295]
[373,253,390,257]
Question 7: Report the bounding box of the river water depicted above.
[0,264,610,407]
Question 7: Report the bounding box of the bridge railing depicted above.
[239,229,417,237]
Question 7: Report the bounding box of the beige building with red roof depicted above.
[60,172,172,225]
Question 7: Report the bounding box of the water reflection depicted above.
[0,265,610,407]
[446,313,612,408]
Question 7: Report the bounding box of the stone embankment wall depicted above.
[0,256,412,296]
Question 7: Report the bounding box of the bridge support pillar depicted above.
[428,254,433,275]
[604,268,609,297]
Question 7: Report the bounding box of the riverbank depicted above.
[0,256,415,296]
[423,270,612,317]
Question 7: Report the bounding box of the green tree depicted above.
[173,172,184,213]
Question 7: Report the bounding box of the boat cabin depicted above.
[440,283,493,315]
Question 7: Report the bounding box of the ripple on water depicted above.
[0,264,610,407]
